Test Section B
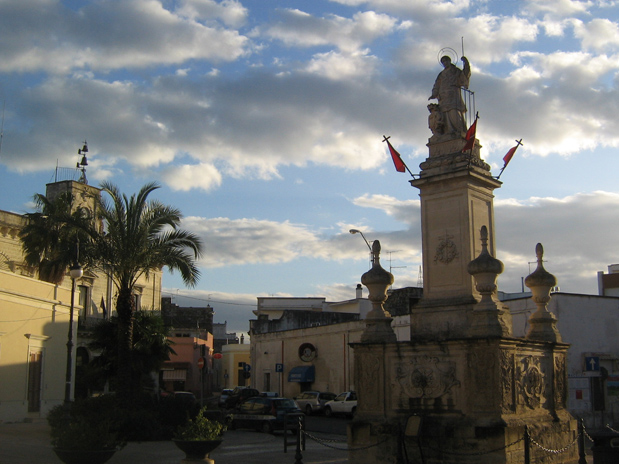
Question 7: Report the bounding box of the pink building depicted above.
[161,332,214,402]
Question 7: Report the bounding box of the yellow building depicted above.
[219,342,251,390]
[0,178,162,422]
[0,269,72,421]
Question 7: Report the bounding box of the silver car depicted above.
[294,391,337,415]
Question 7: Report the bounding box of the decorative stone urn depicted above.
[360,240,396,343]
[467,225,512,337]
[524,243,562,342]
[53,448,117,464]
[173,439,222,463]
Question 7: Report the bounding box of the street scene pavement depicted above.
[0,417,596,464]
[0,418,349,464]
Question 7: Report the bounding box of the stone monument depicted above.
[348,54,578,464]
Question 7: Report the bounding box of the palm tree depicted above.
[93,181,202,404]
[20,191,93,284]
[85,311,176,395]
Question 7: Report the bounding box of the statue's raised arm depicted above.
[428,55,471,137]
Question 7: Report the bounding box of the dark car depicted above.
[227,397,302,433]
[224,387,260,409]
[294,391,337,415]
[218,389,234,407]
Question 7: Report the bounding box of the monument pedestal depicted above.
[349,339,578,464]
[349,139,578,463]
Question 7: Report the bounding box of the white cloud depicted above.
[573,18,619,52]
[265,9,397,52]
[305,49,379,80]
[161,163,222,191]
[523,0,592,17]
[176,0,248,28]
[0,0,248,74]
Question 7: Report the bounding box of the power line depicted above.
[161,291,257,307]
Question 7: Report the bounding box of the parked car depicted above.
[218,389,234,407]
[224,387,260,409]
[227,396,303,433]
[294,391,337,415]
[170,391,200,416]
[324,391,357,417]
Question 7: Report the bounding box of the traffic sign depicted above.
[585,356,600,372]
[275,363,283,373]
[197,357,205,370]
[243,363,251,372]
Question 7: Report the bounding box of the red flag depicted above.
[503,145,518,168]
[461,118,477,153]
[387,139,406,173]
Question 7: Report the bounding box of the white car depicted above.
[324,391,357,417]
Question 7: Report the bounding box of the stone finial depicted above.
[524,243,557,290]
[467,225,504,284]
[524,243,562,342]
[360,240,397,343]
[467,226,512,337]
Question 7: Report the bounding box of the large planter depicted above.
[53,448,117,464]
[173,439,222,462]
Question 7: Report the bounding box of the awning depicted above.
[163,369,187,381]
[288,365,315,383]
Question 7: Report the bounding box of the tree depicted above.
[20,191,93,283]
[85,311,176,394]
[93,181,202,404]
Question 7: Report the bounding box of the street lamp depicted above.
[64,261,83,405]
[349,229,373,267]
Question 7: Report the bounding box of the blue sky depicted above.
[1,0,619,334]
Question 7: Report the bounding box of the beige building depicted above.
[248,289,420,398]
[0,177,163,422]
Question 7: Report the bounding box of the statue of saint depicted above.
[428,55,471,136]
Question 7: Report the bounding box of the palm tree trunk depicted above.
[116,286,135,406]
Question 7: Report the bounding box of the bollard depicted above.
[578,418,587,464]
[294,415,303,464]
[524,425,530,464]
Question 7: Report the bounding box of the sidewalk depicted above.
[0,419,595,464]
[0,419,349,464]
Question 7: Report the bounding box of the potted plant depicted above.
[173,406,226,462]
[48,403,125,464]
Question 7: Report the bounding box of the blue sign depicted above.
[585,356,600,372]
[275,363,283,373]
[243,363,251,372]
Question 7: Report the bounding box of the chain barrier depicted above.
[606,423,619,435]
[301,421,588,459]
[422,434,524,457]
[301,430,388,452]
[526,428,579,455]
[582,423,595,443]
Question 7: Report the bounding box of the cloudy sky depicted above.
[1,0,619,334]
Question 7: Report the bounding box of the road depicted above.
[0,415,351,464]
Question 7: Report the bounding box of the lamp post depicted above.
[349,229,373,267]
[64,261,83,405]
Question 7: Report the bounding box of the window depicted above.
[78,285,90,316]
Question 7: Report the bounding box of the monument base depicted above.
[349,339,578,464]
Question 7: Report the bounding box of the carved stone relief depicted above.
[554,355,567,409]
[434,233,459,264]
[517,356,545,409]
[500,350,515,413]
[359,353,381,410]
[395,355,460,409]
